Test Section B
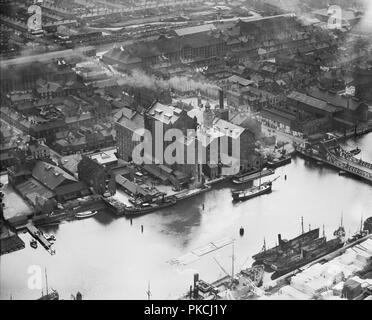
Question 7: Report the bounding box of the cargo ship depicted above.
[124,197,176,216]
[253,219,346,279]
[252,225,320,266]
[232,169,274,184]
[270,235,344,279]
[233,167,261,179]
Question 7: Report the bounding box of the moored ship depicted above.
[270,236,344,279]
[266,154,292,169]
[75,210,97,219]
[252,225,320,265]
[124,197,176,216]
[253,218,347,279]
[232,169,274,184]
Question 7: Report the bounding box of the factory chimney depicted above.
[219,89,224,109]
[278,234,282,246]
[193,273,199,299]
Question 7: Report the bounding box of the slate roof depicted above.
[32,161,78,191]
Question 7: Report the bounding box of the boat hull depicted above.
[232,183,272,201]
[267,156,291,169]
[124,200,176,217]
[270,239,344,280]
[232,169,274,184]
[75,211,97,219]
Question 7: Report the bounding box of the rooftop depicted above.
[287,91,342,114]
[32,161,78,191]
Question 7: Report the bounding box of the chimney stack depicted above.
[219,89,224,109]
[278,234,282,246]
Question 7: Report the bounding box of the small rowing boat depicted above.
[75,210,97,219]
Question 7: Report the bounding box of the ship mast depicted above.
[45,267,49,295]
[231,242,235,280]
[146,282,151,300]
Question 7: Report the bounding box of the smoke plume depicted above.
[116,68,220,93]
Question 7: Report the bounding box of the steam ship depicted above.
[270,236,344,279]
[252,226,320,266]
[253,218,346,279]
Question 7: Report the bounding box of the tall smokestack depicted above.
[278,234,282,246]
[219,89,224,109]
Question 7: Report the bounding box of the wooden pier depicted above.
[26,224,54,253]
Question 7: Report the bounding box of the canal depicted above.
[1,133,371,300]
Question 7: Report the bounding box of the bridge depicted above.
[295,138,372,184]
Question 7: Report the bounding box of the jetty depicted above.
[26,224,54,253]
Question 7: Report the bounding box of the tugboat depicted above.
[266,154,292,169]
[232,176,279,202]
[30,239,38,249]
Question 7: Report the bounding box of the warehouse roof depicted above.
[287,91,341,114]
